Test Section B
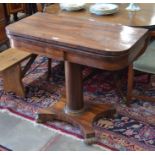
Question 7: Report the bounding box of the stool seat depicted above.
[0,48,31,72]
[0,48,31,97]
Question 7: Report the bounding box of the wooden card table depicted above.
[6,12,148,144]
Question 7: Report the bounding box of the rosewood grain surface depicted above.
[6,12,149,144]
[6,12,148,70]
[45,3,155,28]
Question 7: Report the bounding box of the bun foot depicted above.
[35,114,48,123]
[84,137,96,145]
[35,109,56,123]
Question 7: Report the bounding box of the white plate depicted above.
[60,3,86,11]
[89,3,119,15]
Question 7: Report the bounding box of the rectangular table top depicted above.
[6,12,148,57]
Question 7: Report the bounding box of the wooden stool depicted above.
[0,48,31,97]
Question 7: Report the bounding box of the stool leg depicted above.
[47,58,52,80]
[13,13,18,21]
[6,40,10,48]
[2,64,25,97]
[126,64,134,106]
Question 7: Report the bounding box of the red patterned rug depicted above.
[0,56,155,151]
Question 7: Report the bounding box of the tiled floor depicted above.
[0,110,104,151]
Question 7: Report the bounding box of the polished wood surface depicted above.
[0,4,5,19]
[6,12,149,144]
[6,4,26,14]
[6,13,148,70]
[0,21,7,45]
[0,4,8,45]
[6,12,147,55]
[65,62,83,112]
[36,3,43,12]
[5,4,26,21]
[45,3,155,28]
[37,97,115,144]
[3,3,38,22]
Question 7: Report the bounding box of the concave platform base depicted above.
[36,98,116,145]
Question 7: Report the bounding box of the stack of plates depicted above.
[89,3,119,15]
[59,3,86,11]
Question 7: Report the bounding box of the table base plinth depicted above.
[36,98,116,145]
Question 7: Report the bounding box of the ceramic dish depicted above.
[89,3,119,15]
[60,3,86,11]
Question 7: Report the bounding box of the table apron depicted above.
[8,35,147,71]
